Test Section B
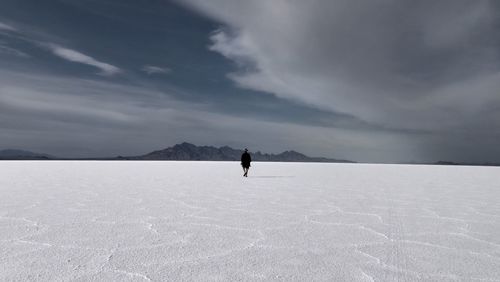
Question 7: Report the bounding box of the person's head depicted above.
[244,148,248,152]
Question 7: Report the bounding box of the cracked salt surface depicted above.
[1,161,500,281]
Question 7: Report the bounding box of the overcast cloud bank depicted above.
[179,0,500,162]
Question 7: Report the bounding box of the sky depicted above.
[1,0,500,163]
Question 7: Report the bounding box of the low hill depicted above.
[0,149,53,160]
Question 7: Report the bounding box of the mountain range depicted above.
[0,143,353,163]
[4,144,499,166]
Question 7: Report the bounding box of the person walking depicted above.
[241,148,251,177]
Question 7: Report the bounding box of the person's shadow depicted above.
[249,176,294,178]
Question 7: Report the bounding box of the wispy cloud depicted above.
[0,21,121,75]
[0,22,30,58]
[0,44,30,58]
[141,65,171,75]
[0,21,16,32]
[48,44,121,76]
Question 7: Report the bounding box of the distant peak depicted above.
[178,142,196,146]
[279,150,306,156]
[173,142,198,149]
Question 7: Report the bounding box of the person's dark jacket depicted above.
[241,152,251,168]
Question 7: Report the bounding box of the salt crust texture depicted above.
[1,161,499,281]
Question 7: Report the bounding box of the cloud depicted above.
[48,44,121,76]
[141,65,171,75]
[0,21,16,32]
[0,21,120,75]
[2,2,500,163]
[0,44,30,58]
[179,0,500,134]
[0,69,419,161]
